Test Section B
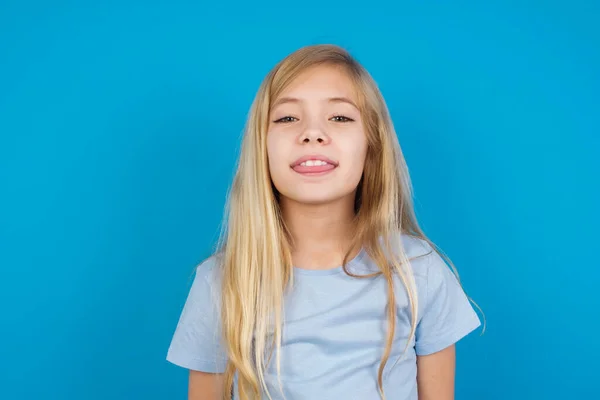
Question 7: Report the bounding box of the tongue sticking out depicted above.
[292,163,336,174]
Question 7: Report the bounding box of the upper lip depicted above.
[291,154,339,167]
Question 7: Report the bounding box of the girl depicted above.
[166,44,481,400]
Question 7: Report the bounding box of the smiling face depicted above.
[266,64,368,206]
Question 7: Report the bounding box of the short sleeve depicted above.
[415,250,481,356]
[166,257,228,372]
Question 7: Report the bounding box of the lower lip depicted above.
[292,164,336,175]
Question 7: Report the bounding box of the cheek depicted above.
[266,133,288,180]
[343,131,368,172]
[358,135,368,165]
[266,133,280,163]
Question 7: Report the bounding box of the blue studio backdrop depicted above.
[1,1,598,399]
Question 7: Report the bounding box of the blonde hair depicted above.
[216,44,476,400]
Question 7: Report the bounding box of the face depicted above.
[266,64,368,206]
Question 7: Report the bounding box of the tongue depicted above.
[293,164,336,173]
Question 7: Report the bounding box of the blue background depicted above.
[1,1,598,399]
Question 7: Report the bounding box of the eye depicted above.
[330,115,354,123]
[273,116,298,123]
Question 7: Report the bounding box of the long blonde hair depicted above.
[217,44,472,400]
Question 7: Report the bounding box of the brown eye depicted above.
[330,115,354,122]
[273,116,298,123]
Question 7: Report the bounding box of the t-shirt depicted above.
[166,234,481,399]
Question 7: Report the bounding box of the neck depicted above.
[280,194,359,270]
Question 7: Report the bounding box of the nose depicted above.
[298,121,331,145]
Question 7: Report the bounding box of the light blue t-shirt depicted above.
[166,235,481,399]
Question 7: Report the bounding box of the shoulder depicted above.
[189,253,224,305]
[390,233,458,294]
[394,235,471,314]
[195,250,228,279]
[371,233,440,276]
[397,233,434,259]
[195,253,222,280]
[388,233,438,276]
[166,253,229,372]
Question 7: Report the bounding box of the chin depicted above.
[281,190,353,206]
[293,197,338,205]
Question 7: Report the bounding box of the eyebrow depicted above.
[271,96,359,110]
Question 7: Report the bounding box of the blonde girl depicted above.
[167,44,481,400]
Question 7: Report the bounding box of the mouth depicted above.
[290,155,338,176]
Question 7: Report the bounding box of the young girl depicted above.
[166,44,481,400]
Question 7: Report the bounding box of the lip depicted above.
[290,154,338,176]
[290,154,339,168]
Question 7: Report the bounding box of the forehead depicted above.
[274,64,359,104]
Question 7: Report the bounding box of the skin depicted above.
[266,64,368,269]
[417,345,456,400]
[188,371,223,400]
[189,64,455,399]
